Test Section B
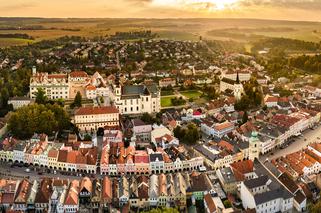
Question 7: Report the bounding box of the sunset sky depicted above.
[1,0,321,21]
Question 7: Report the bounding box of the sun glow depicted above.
[152,0,239,11]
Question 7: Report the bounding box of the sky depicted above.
[1,0,321,21]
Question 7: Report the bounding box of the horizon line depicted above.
[0,16,320,23]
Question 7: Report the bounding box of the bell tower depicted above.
[249,131,260,160]
[234,71,243,100]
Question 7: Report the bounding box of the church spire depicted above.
[236,71,240,84]
[115,71,120,87]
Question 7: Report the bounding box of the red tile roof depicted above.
[75,106,119,115]
[102,177,112,203]
[65,180,79,206]
[230,160,254,181]
[204,193,216,213]
[70,71,88,78]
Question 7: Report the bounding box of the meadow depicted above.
[0,18,321,47]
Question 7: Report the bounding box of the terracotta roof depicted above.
[215,122,234,131]
[58,150,68,162]
[70,71,88,78]
[134,151,149,164]
[102,177,112,203]
[35,178,53,204]
[48,74,67,79]
[86,85,96,90]
[1,193,14,204]
[75,106,119,116]
[230,160,254,181]
[14,179,31,203]
[65,180,79,206]
[218,140,234,152]
[80,177,92,193]
[48,149,58,158]
[66,151,78,164]
[204,193,216,213]
[265,96,278,103]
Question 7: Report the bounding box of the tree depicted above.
[223,200,232,208]
[242,111,249,124]
[0,87,9,107]
[84,134,92,141]
[141,113,155,124]
[35,88,47,104]
[72,92,82,108]
[100,96,104,104]
[174,126,185,139]
[142,208,179,213]
[7,103,71,139]
[174,123,200,145]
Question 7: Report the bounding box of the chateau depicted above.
[29,68,161,115]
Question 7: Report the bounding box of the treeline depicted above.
[0,25,80,31]
[289,54,321,74]
[0,33,34,40]
[0,25,45,30]
[251,38,321,52]
[109,30,156,40]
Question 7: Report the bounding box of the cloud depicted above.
[238,0,321,10]
[0,0,321,21]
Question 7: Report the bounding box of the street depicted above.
[260,124,321,160]
[0,162,85,181]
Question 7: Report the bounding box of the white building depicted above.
[220,73,244,100]
[240,175,294,213]
[8,97,33,110]
[201,121,235,138]
[73,106,119,131]
[30,68,69,100]
[114,83,160,115]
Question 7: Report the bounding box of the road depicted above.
[260,124,321,160]
[0,162,90,181]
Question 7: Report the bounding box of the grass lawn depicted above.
[194,97,209,105]
[180,90,202,99]
[161,96,175,107]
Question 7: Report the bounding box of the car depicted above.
[38,172,43,175]
[25,168,30,173]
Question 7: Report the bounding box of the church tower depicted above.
[234,71,243,100]
[249,131,260,160]
[115,71,121,96]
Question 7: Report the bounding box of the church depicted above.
[220,72,244,100]
[113,72,161,115]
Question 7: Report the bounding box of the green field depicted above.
[0,38,34,47]
[161,96,175,107]
[180,90,202,99]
